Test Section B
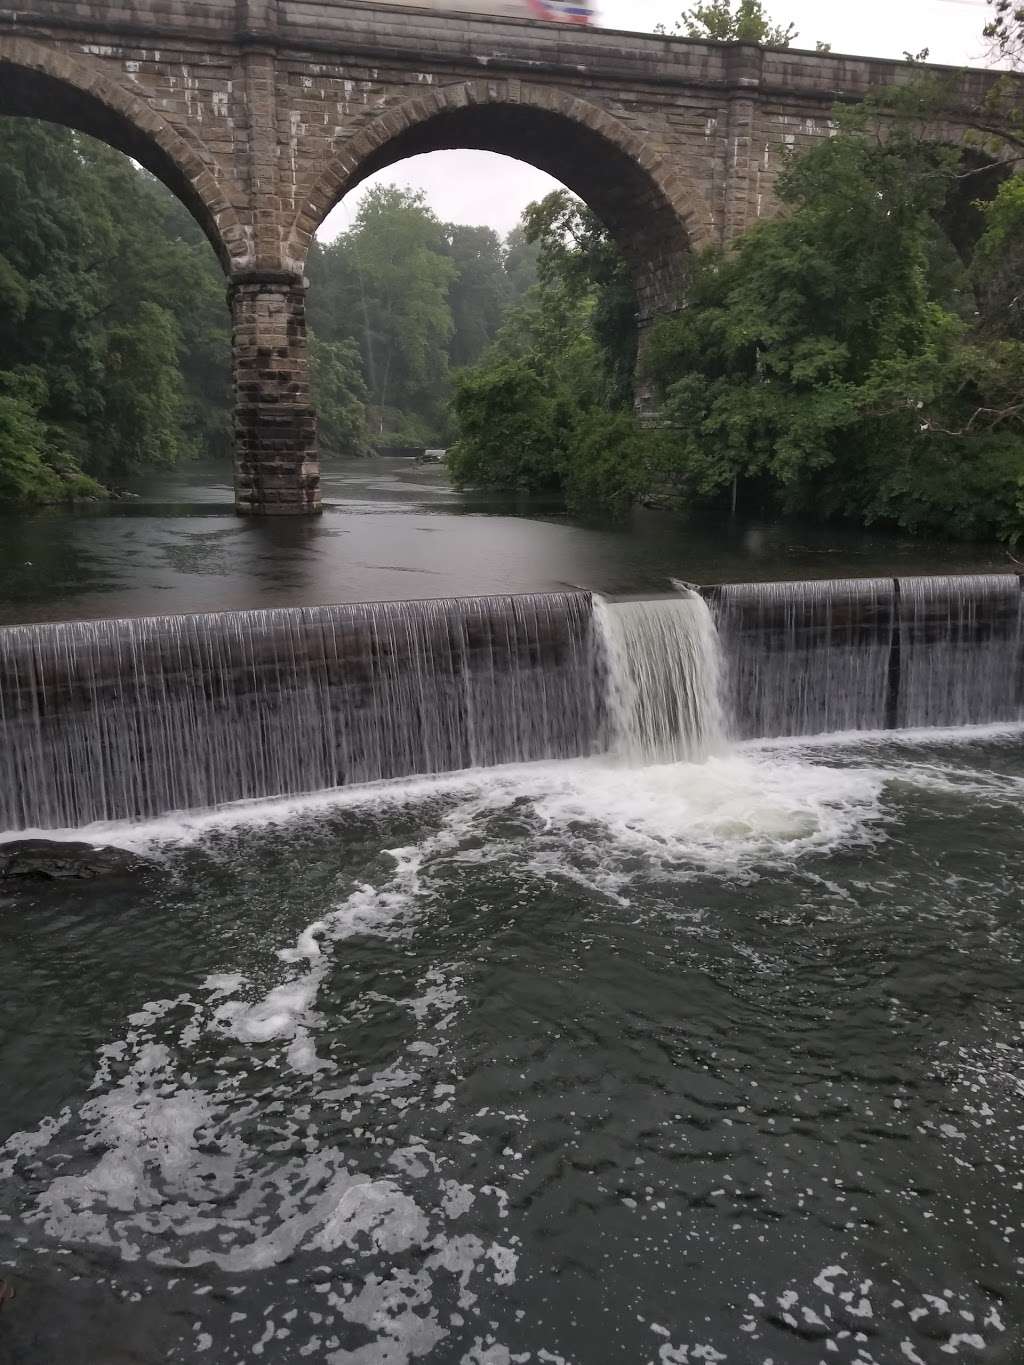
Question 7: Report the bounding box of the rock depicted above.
[0,839,155,883]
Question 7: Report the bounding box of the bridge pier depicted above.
[229,272,321,516]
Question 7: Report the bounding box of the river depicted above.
[1,459,1022,1365]
[2,728,1023,1363]
[0,456,1013,625]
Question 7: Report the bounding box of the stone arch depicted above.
[289,81,715,322]
[0,36,249,273]
[915,124,1019,270]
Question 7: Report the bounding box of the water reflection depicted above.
[0,456,1012,625]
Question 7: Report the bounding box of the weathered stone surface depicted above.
[230,275,320,513]
[0,4,1018,514]
[0,839,156,882]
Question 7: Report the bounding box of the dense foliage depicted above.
[447,191,646,512]
[0,132,539,501]
[657,0,797,47]
[0,119,230,505]
[645,111,1024,541]
[450,112,1024,544]
[309,335,371,459]
[307,186,533,447]
[5,10,1023,547]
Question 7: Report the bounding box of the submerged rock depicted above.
[0,839,155,883]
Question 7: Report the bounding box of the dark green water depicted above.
[0,458,1013,625]
[2,729,1023,1363]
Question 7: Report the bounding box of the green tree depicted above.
[0,373,64,504]
[307,186,455,441]
[659,0,797,46]
[449,361,573,495]
[310,334,370,457]
[644,111,1024,541]
[449,196,648,511]
[523,191,637,405]
[0,370,103,504]
[97,301,190,471]
[445,224,511,369]
[503,225,541,302]
[147,190,232,460]
[973,173,1024,342]
[0,118,231,503]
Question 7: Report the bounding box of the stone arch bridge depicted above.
[0,0,1014,512]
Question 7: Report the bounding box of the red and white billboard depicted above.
[356,1,596,24]
[526,0,595,22]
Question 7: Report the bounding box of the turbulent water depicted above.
[2,580,1024,1363]
[3,577,1022,830]
[2,729,1024,1363]
[594,593,726,764]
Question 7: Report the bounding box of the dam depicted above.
[1,574,1021,829]
[1,570,1022,1364]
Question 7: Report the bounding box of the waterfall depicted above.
[1,576,1021,833]
[593,593,726,764]
[708,578,897,739]
[0,594,600,830]
[897,575,1024,729]
[708,574,1024,739]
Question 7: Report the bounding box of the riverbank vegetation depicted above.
[449,95,1024,543]
[0,137,536,504]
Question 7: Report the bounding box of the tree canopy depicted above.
[5,17,1023,549]
[306,185,527,446]
[449,106,1024,545]
[658,0,798,47]
[448,191,648,512]
[643,113,1024,541]
[0,119,230,504]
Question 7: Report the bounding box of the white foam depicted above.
[2,718,1021,856]
[594,593,727,765]
[517,752,886,876]
[2,751,891,885]
[749,720,1024,754]
[6,721,1020,1363]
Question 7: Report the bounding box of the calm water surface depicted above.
[2,729,1023,1363]
[0,458,1015,625]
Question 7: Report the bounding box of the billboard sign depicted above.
[356,1,596,24]
[526,0,595,22]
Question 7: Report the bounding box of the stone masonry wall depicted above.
[230,277,319,514]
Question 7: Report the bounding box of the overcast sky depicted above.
[319,0,995,240]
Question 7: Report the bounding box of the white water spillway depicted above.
[0,576,1021,831]
[0,594,601,829]
[593,594,726,765]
